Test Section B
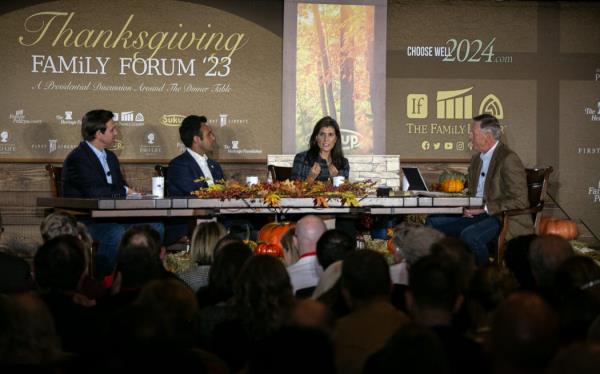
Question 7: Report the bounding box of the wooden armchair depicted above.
[267,165,292,182]
[45,164,63,197]
[495,166,553,264]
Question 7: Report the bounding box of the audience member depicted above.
[281,227,300,266]
[547,341,600,374]
[504,234,537,290]
[0,251,34,293]
[363,323,449,374]
[177,221,227,292]
[529,234,574,289]
[407,254,486,374]
[491,292,559,374]
[0,293,65,367]
[552,255,600,344]
[287,215,326,294]
[333,250,409,374]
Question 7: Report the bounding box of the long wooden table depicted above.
[37,194,483,218]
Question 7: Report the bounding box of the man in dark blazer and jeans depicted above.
[62,109,164,277]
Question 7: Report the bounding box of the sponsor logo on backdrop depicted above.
[406,38,512,64]
[160,114,185,127]
[589,180,600,203]
[140,132,161,155]
[0,130,16,154]
[55,111,81,125]
[340,129,363,151]
[584,101,600,122]
[108,139,124,151]
[208,114,249,128]
[31,139,77,153]
[9,109,42,125]
[405,87,505,153]
[578,147,600,155]
[176,142,186,152]
[113,111,144,126]
[223,140,262,155]
[595,68,600,81]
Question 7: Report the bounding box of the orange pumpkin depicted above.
[257,222,294,250]
[254,243,283,257]
[538,216,554,234]
[542,219,579,240]
[439,171,466,193]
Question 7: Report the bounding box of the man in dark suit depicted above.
[61,109,163,277]
[426,114,532,265]
[167,115,224,196]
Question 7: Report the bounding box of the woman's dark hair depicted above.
[234,255,294,340]
[307,116,345,169]
[205,241,252,304]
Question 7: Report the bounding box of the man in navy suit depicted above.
[62,109,164,277]
[167,115,224,196]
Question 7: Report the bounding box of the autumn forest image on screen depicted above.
[295,3,375,154]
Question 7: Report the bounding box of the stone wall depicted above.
[267,155,401,188]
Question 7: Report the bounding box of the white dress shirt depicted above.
[476,141,499,198]
[187,148,214,186]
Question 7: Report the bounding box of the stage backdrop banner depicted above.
[0,0,282,161]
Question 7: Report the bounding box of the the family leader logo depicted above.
[407,87,504,120]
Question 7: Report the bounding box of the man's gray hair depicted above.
[473,113,502,141]
[391,223,445,265]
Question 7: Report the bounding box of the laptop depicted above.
[401,167,428,191]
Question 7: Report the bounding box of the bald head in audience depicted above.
[294,215,327,256]
[529,234,574,288]
[491,292,559,373]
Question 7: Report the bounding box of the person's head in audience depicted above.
[247,326,335,374]
[40,212,79,242]
[363,323,448,374]
[81,109,116,149]
[430,236,476,291]
[134,278,199,348]
[0,251,34,293]
[179,114,215,155]
[34,235,86,293]
[341,250,391,309]
[119,224,165,260]
[553,255,600,344]
[115,244,166,291]
[235,255,295,340]
[293,215,326,256]
[504,234,537,290]
[529,234,574,288]
[281,227,300,266]
[466,266,518,343]
[406,254,463,326]
[205,240,252,304]
[0,293,63,365]
[189,221,226,265]
[491,292,559,373]
[547,341,600,374]
[316,229,355,270]
[391,222,445,266]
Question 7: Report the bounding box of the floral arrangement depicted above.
[191,178,376,208]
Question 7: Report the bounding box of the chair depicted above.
[155,164,169,195]
[45,164,63,197]
[267,165,292,182]
[495,166,553,264]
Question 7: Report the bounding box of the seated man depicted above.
[426,114,531,265]
[167,115,223,196]
[61,109,164,277]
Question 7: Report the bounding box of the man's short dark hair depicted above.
[81,109,114,141]
[341,250,391,300]
[116,244,165,289]
[179,115,208,148]
[473,113,501,140]
[316,229,355,269]
[34,235,86,291]
[409,254,462,312]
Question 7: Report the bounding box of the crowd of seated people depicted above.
[1,212,599,374]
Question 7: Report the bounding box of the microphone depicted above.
[107,171,111,176]
[481,172,485,177]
